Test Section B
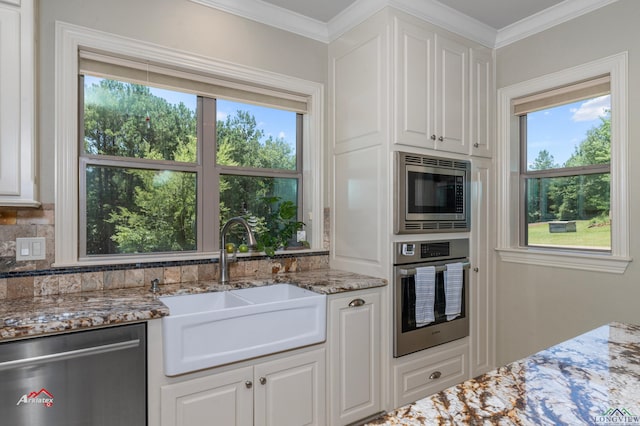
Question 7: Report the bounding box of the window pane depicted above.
[219,175,298,245]
[85,165,196,255]
[526,95,610,171]
[83,76,197,162]
[216,99,297,170]
[525,173,610,250]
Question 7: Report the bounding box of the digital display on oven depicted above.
[421,242,450,258]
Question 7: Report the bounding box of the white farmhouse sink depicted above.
[160,284,327,376]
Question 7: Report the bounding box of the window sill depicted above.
[496,247,631,274]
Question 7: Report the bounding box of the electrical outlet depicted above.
[16,237,46,261]
[296,230,306,242]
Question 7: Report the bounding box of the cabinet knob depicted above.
[438,136,444,142]
[348,298,365,307]
[245,381,253,389]
[429,371,442,380]
[430,134,437,140]
[259,377,267,385]
[473,267,479,272]
[473,142,480,148]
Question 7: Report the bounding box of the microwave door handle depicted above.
[399,261,470,277]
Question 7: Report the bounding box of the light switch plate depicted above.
[16,237,46,261]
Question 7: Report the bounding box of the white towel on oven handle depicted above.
[444,262,464,321]
[415,266,436,326]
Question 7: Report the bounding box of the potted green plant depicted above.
[247,197,306,257]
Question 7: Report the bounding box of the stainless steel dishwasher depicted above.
[0,323,146,426]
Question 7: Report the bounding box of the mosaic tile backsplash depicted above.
[0,205,330,300]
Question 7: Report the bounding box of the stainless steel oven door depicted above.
[393,259,470,357]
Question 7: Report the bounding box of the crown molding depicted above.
[495,0,619,48]
[326,0,387,43]
[388,0,496,47]
[190,0,618,48]
[189,0,330,42]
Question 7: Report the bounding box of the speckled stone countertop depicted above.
[0,269,386,342]
[369,321,640,425]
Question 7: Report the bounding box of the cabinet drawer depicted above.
[393,341,468,407]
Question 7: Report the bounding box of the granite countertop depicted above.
[0,269,386,342]
[369,321,640,425]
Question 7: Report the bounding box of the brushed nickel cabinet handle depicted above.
[473,143,480,148]
[438,136,444,141]
[429,371,442,380]
[259,377,267,385]
[245,381,253,389]
[473,267,479,272]
[430,134,437,140]
[348,298,365,307]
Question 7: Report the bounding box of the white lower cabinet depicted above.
[160,348,325,426]
[393,339,468,408]
[327,287,382,425]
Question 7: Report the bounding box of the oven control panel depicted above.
[394,239,469,265]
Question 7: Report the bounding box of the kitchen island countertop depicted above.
[369,321,640,425]
[0,269,386,341]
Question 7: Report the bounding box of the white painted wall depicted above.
[37,0,328,204]
[494,0,640,365]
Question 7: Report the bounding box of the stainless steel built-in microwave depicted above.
[395,152,470,234]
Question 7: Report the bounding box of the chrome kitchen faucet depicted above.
[219,217,257,284]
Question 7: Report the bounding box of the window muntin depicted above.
[80,74,302,259]
[519,92,611,251]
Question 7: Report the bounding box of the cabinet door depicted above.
[160,366,253,426]
[0,0,37,206]
[328,289,381,425]
[393,17,435,149]
[435,35,469,154]
[470,159,495,376]
[254,348,325,426]
[470,49,494,157]
[0,5,21,197]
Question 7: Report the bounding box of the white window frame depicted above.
[54,22,324,267]
[495,52,630,274]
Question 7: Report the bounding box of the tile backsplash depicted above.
[0,205,330,300]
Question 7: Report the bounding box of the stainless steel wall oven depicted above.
[394,239,470,357]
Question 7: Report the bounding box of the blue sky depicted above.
[84,76,297,150]
[526,95,611,169]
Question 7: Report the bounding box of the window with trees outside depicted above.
[79,57,304,259]
[516,76,611,251]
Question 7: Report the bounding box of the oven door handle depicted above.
[399,261,470,277]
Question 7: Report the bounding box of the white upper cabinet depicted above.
[0,0,38,207]
[394,16,493,157]
[469,49,494,158]
[394,18,436,149]
[434,35,468,154]
[394,17,468,154]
